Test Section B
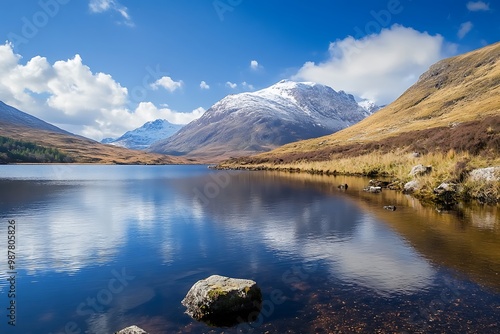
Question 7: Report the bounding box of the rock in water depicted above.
[115,325,148,334]
[181,275,262,326]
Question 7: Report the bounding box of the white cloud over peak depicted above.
[150,76,184,92]
[134,102,205,125]
[200,81,210,90]
[457,21,473,39]
[0,42,203,140]
[293,25,457,105]
[250,60,260,70]
[89,0,134,26]
[466,1,490,11]
[226,81,237,89]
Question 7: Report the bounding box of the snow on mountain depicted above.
[150,80,379,158]
[357,99,382,113]
[102,119,184,150]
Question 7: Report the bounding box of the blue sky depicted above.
[0,0,498,139]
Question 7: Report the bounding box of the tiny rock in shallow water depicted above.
[114,325,148,334]
[384,205,397,211]
[364,186,382,193]
[337,183,348,190]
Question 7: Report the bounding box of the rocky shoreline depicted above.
[215,163,500,206]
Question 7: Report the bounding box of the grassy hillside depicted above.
[252,42,500,156]
[219,42,500,203]
[0,123,188,164]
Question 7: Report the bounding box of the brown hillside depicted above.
[0,122,187,164]
[251,41,500,159]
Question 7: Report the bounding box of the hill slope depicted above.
[219,42,500,203]
[236,42,500,160]
[150,80,377,160]
[0,102,185,164]
[0,101,73,135]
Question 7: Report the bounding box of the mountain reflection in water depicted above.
[0,165,498,333]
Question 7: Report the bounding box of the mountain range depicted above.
[221,42,500,165]
[150,80,378,159]
[102,119,184,150]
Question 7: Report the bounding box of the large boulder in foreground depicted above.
[114,325,148,334]
[181,275,262,326]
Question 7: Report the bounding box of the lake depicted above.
[0,165,499,333]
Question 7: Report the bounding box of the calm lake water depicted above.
[0,165,499,333]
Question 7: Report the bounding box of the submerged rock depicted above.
[115,325,149,334]
[181,275,262,327]
[383,205,397,211]
[337,183,348,190]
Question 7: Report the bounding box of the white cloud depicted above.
[241,81,255,90]
[89,0,134,27]
[0,42,204,140]
[134,102,205,125]
[199,80,210,90]
[466,1,490,11]
[293,25,456,105]
[226,81,237,89]
[457,21,473,39]
[150,76,183,92]
[250,60,260,70]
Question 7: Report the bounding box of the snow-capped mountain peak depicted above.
[150,80,380,158]
[102,119,184,150]
[357,99,382,113]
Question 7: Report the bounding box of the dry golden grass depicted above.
[220,150,500,203]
